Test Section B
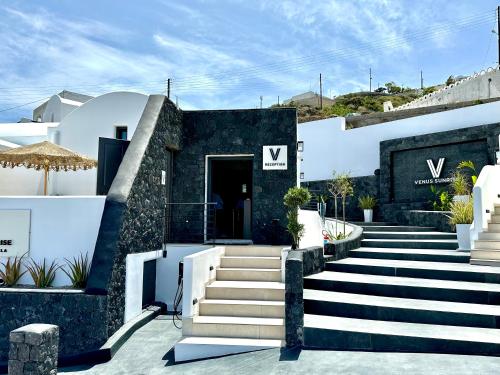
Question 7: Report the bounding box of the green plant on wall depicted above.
[284,187,311,249]
[63,253,91,289]
[457,160,478,186]
[26,259,60,288]
[429,185,452,211]
[0,255,26,287]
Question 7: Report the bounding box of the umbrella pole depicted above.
[44,167,48,196]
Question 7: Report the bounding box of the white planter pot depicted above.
[453,195,470,203]
[363,209,373,223]
[456,223,471,251]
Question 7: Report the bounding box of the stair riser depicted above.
[303,327,500,355]
[479,233,500,240]
[496,207,500,215]
[488,223,500,232]
[220,258,281,269]
[206,287,285,301]
[362,240,458,250]
[216,269,281,282]
[224,247,282,257]
[325,263,500,284]
[474,242,500,250]
[363,233,456,240]
[471,250,500,261]
[304,299,500,329]
[491,216,500,224]
[361,226,436,232]
[303,278,500,305]
[187,323,284,340]
[350,251,469,263]
[200,303,284,318]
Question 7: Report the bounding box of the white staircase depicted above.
[175,246,285,362]
[472,205,500,265]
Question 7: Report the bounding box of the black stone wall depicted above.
[0,291,107,363]
[173,108,297,244]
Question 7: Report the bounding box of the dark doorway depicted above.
[209,157,253,239]
[142,259,157,308]
[96,137,129,195]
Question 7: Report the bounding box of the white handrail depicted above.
[470,165,500,248]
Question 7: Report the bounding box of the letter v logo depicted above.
[270,147,281,161]
[427,158,445,178]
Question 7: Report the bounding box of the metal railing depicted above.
[164,202,217,244]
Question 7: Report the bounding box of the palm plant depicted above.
[63,253,91,288]
[0,255,26,287]
[26,259,60,288]
[457,160,478,186]
[284,187,311,249]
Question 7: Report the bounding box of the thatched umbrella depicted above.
[0,141,97,195]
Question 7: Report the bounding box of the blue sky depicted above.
[0,0,499,121]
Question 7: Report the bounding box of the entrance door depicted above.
[208,157,253,239]
[96,137,130,195]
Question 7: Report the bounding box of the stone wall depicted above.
[86,96,183,335]
[0,291,107,364]
[173,108,297,244]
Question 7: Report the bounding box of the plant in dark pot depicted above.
[447,198,473,250]
[358,195,377,223]
[284,186,311,249]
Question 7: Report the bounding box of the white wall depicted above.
[299,101,500,181]
[0,196,105,286]
[49,91,148,196]
[42,95,81,123]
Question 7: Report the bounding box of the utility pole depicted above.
[497,6,500,65]
[260,96,263,109]
[369,68,372,92]
[167,78,171,99]
[420,70,424,90]
[319,73,323,109]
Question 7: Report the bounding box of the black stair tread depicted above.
[352,248,469,256]
[363,231,456,236]
[332,258,500,275]
[304,271,500,293]
[303,290,500,316]
[362,238,458,244]
[304,314,500,344]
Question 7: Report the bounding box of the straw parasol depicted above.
[0,141,97,195]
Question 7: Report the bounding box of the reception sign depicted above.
[0,210,31,257]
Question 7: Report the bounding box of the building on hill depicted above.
[283,91,335,107]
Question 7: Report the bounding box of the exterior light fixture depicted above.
[297,141,304,152]
[300,172,305,179]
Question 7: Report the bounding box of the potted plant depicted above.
[447,198,473,250]
[450,171,470,203]
[284,187,312,249]
[358,195,376,223]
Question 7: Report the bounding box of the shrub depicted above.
[447,199,474,226]
[26,259,59,288]
[457,160,478,186]
[0,256,25,287]
[284,187,311,249]
[63,253,91,288]
[450,171,470,196]
[429,185,452,211]
[358,195,377,210]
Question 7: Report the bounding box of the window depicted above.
[115,126,128,140]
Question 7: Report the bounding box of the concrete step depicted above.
[216,268,281,282]
[303,314,500,355]
[350,248,470,263]
[479,232,500,240]
[199,299,285,318]
[205,281,285,301]
[474,240,500,250]
[363,231,457,240]
[325,258,500,283]
[491,215,500,224]
[185,316,285,340]
[488,223,500,232]
[224,246,283,257]
[361,239,458,250]
[360,226,436,232]
[220,256,281,269]
[471,258,500,267]
[496,206,500,215]
[304,271,500,304]
[471,249,500,261]
[303,290,500,328]
[174,336,284,363]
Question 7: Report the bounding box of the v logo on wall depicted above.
[427,158,445,178]
[263,145,287,170]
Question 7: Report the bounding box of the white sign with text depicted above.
[0,210,31,257]
[263,145,288,170]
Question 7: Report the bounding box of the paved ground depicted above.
[59,316,500,375]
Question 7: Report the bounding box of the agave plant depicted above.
[0,255,26,287]
[63,253,91,288]
[26,259,60,288]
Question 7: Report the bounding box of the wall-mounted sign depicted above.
[161,170,166,185]
[0,210,31,257]
[414,158,454,185]
[263,145,288,170]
